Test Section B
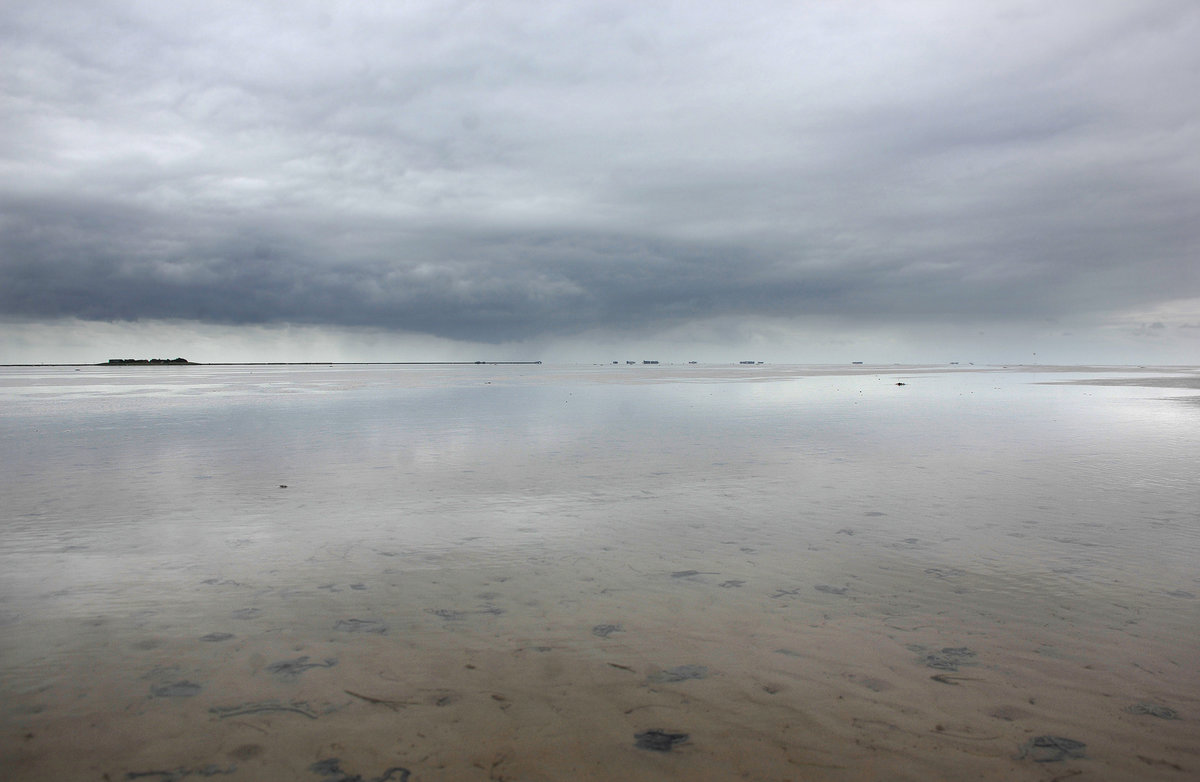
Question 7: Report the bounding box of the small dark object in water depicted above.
[814,584,848,595]
[279,484,288,489]
[200,632,234,642]
[895,382,906,386]
[150,681,202,698]
[334,618,386,634]
[1125,702,1179,719]
[648,665,708,683]
[719,580,745,588]
[309,757,411,781]
[350,583,367,590]
[1019,735,1086,762]
[266,656,337,678]
[634,730,689,752]
[671,570,701,578]
[592,624,623,638]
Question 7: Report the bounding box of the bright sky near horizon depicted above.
[2,1,1198,364]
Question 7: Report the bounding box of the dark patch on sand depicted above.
[634,730,689,752]
[334,618,387,634]
[924,567,965,579]
[648,665,708,683]
[266,656,338,678]
[227,745,263,761]
[1125,702,1179,719]
[309,757,411,781]
[150,681,202,698]
[200,633,234,642]
[1018,736,1086,762]
[921,647,976,671]
[425,607,503,621]
[853,676,893,692]
[126,764,237,780]
[210,701,324,720]
[989,705,1033,721]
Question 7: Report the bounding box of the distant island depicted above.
[102,358,196,365]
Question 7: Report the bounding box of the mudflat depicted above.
[1,364,1197,780]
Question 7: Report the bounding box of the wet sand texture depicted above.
[1,363,1198,780]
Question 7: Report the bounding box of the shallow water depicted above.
[1,363,1198,780]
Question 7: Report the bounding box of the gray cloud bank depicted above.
[2,1,1199,354]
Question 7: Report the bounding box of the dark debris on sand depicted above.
[265,656,338,678]
[1125,702,1180,719]
[149,681,202,698]
[309,757,411,781]
[634,730,690,752]
[209,700,325,720]
[1018,735,1086,762]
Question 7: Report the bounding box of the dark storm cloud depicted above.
[2,0,1198,344]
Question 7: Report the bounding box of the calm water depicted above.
[1,363,1197,780]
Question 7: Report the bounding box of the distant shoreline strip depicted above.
[0,361,544,367]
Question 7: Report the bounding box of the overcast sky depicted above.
[2,0,1198,364]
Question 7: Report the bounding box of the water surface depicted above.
[2,363,1197,780]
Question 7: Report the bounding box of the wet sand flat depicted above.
[1,364,1198,780]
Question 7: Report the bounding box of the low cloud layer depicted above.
[2,1,1198,360]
